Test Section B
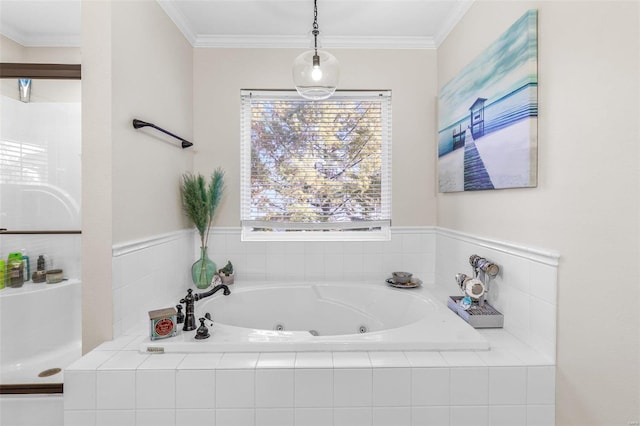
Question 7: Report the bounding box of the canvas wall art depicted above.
[438,9,538,192]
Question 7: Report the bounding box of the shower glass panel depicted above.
[1,80,81,231]
[0,77,82,391]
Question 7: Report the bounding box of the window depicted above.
[241,90,392,241]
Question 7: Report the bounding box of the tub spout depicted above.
[195,283,231,300]
[179,284,231,332]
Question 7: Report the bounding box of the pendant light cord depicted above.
[312,0,319,54]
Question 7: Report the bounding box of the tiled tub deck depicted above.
[64,331,554,426]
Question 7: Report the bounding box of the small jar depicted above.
[46,269,64,284]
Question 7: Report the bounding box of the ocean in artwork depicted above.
[438,10,538,192]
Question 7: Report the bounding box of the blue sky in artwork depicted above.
[438,10,537,129]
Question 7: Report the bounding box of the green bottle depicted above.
[0,259,5,290]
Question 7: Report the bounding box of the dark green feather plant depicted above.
[181,168,225,253]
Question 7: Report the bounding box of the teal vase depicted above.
[191,247,216,289]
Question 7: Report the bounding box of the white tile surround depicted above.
[111,230,194,337]
[207,227,437,284]
[435,228,558,362]
[65,339,555,426]
[67,226,558,426]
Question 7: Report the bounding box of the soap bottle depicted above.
[7,252,24,287]
[32,254,47,283]
[0,259,5,290]
[21,250,30,283]
[37,254,46,271]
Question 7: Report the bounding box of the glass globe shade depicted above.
[292,50,340,100]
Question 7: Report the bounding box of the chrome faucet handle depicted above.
[455,272,486,299]
[469,255,499,277]
[455,273,469,290]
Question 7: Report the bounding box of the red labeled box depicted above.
[148,307,177,340]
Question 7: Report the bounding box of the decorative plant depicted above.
[219,261,234,276]
[180,168,225,288]
[218,260,235,285]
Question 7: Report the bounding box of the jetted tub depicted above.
[140,281,489,353]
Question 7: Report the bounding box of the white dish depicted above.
[386,277,422,288]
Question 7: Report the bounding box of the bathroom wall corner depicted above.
[82,0,114,353]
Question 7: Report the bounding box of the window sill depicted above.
[241,228,391,242]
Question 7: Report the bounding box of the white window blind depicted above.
[241,90,392,241]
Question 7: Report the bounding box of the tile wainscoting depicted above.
[205,227,437,284]
[435,228,558,362]
[111,230,194,337]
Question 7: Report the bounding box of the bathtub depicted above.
[0,279,82,386]
[140,281,489,353]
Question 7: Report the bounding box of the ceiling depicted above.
[0,0,473,49]
[0,1,81,47]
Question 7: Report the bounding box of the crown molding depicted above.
[159,0,469,49]
[0,24,80,47]
[433,0,475,47]
[320,36,436,50]
[194,35,436,49]
[194,35,303,49]
[157,0,197,46]
[2,0,472,50]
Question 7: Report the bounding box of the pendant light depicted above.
[292,0,339,100]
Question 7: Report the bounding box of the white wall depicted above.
[82,0,193,351]
[111,1,194,243]
[0,34,25,62]
[193,48,438,227]
[0,34,80,63]
[436,1,639,424]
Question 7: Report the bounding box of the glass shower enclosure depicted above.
[0,67,82,394]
